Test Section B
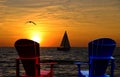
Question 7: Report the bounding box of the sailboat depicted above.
[57,31,71,51]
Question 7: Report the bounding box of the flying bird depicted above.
[26,21,36,25]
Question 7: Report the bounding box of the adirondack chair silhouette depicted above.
[75,38,116,77]
[15,39,56,77]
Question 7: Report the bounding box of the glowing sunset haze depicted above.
[0,0,120,47]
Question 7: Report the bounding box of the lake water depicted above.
[0,47,120,77]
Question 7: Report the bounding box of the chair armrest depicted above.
[36,62,57,77]
[74,62,88,65]
[36,62,57,66]
[90,56,114,60]
[16,57,36,60]
[40,62,57,65]
[74,62,88,77]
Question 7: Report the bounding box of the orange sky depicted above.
[0,0,120,47]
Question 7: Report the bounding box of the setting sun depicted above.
[31,35,41,43]
[28,30,42,43]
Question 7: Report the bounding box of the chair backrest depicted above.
[88,38,116,76]
[15,39,40,76]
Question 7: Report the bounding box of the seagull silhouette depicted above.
[26,21,36,25]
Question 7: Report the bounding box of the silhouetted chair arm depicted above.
[37,62,57,71]
[16,57,36,77]
[74,57,115,77]
[16,57,57,77]
[37,62,57,70]
[40,62,57,65]
[36,62,57,77]
[89,56,114,60]
[89,56,115,77]
[74,62,89,77]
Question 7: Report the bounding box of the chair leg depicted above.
[77,65,85,77]
[50,64,54,77]
[16,59,20,77]
[111,59,115,77]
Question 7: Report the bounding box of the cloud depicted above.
[0,0,72,22]
[1,0,120,26]
[2,0,70,8]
